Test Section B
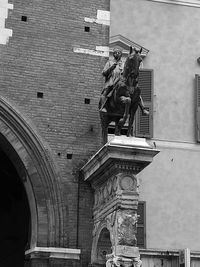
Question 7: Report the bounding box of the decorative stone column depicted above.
[81,136,159,267]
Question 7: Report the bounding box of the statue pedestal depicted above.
[81,136,159,267]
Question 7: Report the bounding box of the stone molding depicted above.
[25,247,81,260]
[140,248,179,257]
[139,248,200,259]
[146,0,200,8]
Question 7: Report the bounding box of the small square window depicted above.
[84,26,90,32]
[85,98,90,104]
[37,92,43,98]
[67,153,73,159]
[21,16,27,22]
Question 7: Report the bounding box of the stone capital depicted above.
[81,136,159,187]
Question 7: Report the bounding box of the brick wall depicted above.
[0,0,110,266]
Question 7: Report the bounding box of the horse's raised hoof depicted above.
[126,131,133,137]
[142,109,149,116]
[118,118,126,126]
[100,108,107,113]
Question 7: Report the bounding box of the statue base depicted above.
[81,136,159,267]
[115,245,140,258]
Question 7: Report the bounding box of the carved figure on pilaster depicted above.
[117,210,138,246]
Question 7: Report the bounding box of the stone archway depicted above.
[96,228,112,266]
[0,148,30,266]
[0,97,65,263]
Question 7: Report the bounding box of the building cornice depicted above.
[146,0,200,8]
[25,247,81,260]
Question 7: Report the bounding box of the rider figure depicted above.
[100,47,124,112]
[100,47,149,115]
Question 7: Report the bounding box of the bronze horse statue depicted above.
[99,47,143,144]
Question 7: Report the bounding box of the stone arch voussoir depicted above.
[0,97,64,248]
[91,219,112,264]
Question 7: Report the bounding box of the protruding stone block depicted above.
[115,245,140,258]
[82,136,159,183]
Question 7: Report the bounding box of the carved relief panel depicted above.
[93,173,139,217]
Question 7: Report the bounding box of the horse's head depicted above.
[123,47,142,87]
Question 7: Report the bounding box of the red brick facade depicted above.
[0,0,110,266]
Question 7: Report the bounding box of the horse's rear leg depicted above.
[114,118,121,136]
[100,115,110,144]
[127,103,138,137]
[115,97,131,136]
[102,127,108,144]
[127,113,134,137]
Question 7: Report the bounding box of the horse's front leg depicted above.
[102,125,108,144]
[100,113,110,144]
[127,102,139,137]
[127,112,134,137]
[115,97,131,136]
[114,118,121,136]
[118,96,131,127]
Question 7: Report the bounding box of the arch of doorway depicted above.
[91,220,112,265]
[0,96,65,249]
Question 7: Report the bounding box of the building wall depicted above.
[0,0,110,266]
[111,0,200,142]
[111,0,200,251]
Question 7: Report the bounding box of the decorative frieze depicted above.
[93,173,140,221]
[93,173,139,208]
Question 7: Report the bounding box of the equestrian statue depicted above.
[99,47,149,144]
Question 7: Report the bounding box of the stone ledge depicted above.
[25,247,81,260]
[140,248,179,257]
[140,248,200,259]
[108,136,152,149]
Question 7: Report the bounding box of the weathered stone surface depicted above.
[116,210,138,246]
[115,245,140,258]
